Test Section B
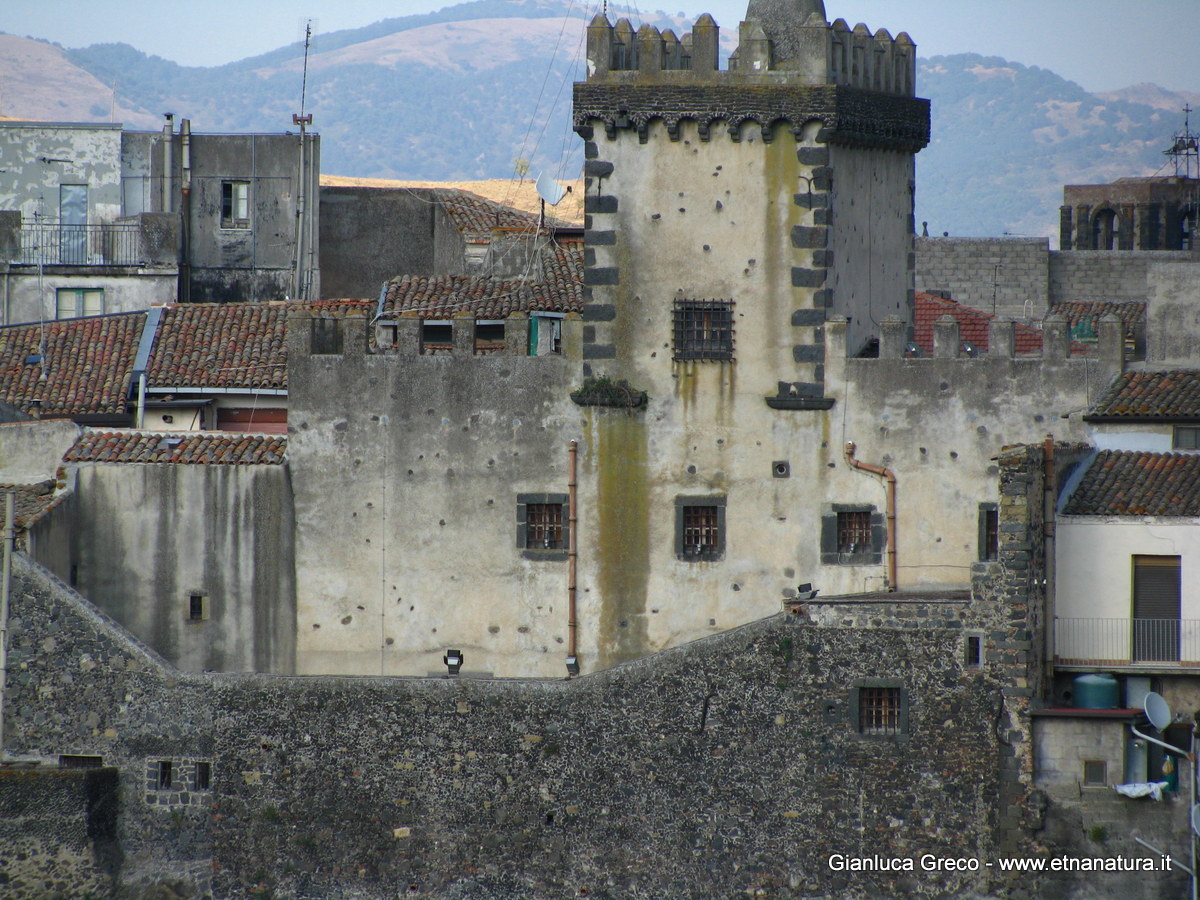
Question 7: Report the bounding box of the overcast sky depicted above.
[4,0,1198,93]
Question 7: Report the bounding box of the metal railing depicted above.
[1055,617,1200,667]
[16,223,144,267]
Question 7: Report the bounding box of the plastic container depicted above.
[1074,673,1119,709]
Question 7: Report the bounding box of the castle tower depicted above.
[571,3,930,668]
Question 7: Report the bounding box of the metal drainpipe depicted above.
[1042,435,1057,691]
[844,442,897,591]
[566,440,579,675]
[161,114,173,213]
[179,119,191,304]
[136,373,147,429]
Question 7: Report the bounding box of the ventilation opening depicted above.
[59,754,103,769]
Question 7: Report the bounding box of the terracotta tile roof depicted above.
[0,313,143,416]
[1088,370,1200,420]
[381,236,583,319]
[912,292,1046,354]
[1062,451,1200,516]
[433,188,567,240]
[302,299,374,318]
[1056,300,1145,341]
[0,480,64,529]
[64,430,287,465]
[145,304,287,390]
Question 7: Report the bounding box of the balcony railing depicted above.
[1055,617,1200,668]
[17,223,145,267]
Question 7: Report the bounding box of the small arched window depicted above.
[1181,210,1193,251]
[1092,209,1119,250]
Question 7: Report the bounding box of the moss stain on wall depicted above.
[592,410,650,669]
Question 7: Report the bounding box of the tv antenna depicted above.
[298,19,316,120]
[1165,105,1199,179]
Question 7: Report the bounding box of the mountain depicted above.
[1,1,1195,241]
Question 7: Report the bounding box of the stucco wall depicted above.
[0,418,78,482]
[1144,261,1200,365]
[57,462,296,674]
[1056,517,1200,640]
[288,313,581,678]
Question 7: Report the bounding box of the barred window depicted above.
[979,504,999,561]
[673,300,734,361]
[675,495,726,561]
[858,686,901,735]
[526,503,564,550]
[837,510,872,554]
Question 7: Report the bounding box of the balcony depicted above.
[16,223,147,267]
[1055,617,1200,669]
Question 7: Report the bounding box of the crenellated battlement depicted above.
[584,10,915,97]
[576,7,927,151]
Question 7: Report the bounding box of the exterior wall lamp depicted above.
[443,649,463,676]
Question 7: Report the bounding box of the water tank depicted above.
[1074,673,1119,709]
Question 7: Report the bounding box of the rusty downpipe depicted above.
[845,442,898,591]
[566,440,579,675]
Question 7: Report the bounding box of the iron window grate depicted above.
[673,300,734,361]
[859,686,901,734]
[837,510,872,554]
[682,505,721,555]
[526,503,565,550]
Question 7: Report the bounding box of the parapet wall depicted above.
[915,237,1049,320]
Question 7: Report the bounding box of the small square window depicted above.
[157,760,173,790]
[856,686,903,735]
[310,318,343,355]
[979,504,999,561]
[821,505,883,566]
[420,321,453,354]
[675,495,726,561]
[1082,760,1107,786]
[1174,426,1200,451]
[187,593,208,622]
[194,761,212,791]
[221,180,250,228]
[517,494,569,559]
[673,300,734,361]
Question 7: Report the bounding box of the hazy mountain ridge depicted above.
[1,2,1195,239]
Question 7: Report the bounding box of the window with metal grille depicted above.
[673,300,734,361]
[517,494,569,559]
[157,760,173,790]
[526,503,564,550]
[675,496,726,561]
[858,686,901,735]
[837,510,872,554]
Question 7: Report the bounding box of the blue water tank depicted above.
[1074,674,1119,709]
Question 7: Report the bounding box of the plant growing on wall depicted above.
[569,376,647,409]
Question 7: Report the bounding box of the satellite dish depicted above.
[1144,691,1172,731]
[535,171,568,207]
[1192,804,1200,838]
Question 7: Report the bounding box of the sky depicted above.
[3,0,1198,94]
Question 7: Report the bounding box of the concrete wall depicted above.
[914,237,1049,320]
[0,419,79,482]
[318,187,469,299]
[1144,261,1200,365]
[51,462,296,674]
[185,133,319,303]
[0,122,124,223]
[0,270,176,324]
[1047,251,1176,304]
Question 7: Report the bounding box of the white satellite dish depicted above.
[535,171,568,207]
[1144,691,1172,732]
